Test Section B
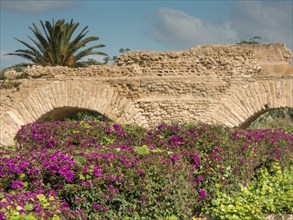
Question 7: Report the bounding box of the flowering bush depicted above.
[0,189,72,219]
[0,121,292,219]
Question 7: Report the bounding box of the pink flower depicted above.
[93,203,100,210]
[93,164,101,177]
[197,175,204,182]
[199,189,206,198]
[11,180,24,190]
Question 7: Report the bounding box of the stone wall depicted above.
[0,44,292,146]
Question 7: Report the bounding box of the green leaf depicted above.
[24,204,34,211]
[16,205,22,211]
[0,193,4,199]
[168,215,177,220]
[37,194,46,201]
[74,155,86,165]
[24,215,37,220]
[79,174,85,180]
[151,148,164,153]
[52,215,60,220]
[12,210,20,216]
[135,145,150,155]
[43,202,50,208]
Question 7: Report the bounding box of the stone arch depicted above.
[207,79,293,128]
[0,80,146,146]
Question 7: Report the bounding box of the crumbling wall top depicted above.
[1,44,292,81]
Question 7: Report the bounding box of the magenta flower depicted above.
[148,145,155,150]
[199,189,206,198]
[93,164,101,177]
[11,180,24,190]
[196,175,204,182]
[106,127,112,134]
[171,154,180,162]
[113,124,121,131]
[0,211,7,220]
[213,147,222,153]
[93,203,100,210]
[28,168,40,175]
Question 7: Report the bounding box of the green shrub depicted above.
[204,162,293,219]
[57,149,199,219]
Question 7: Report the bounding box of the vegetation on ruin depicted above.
[237,36,262,44]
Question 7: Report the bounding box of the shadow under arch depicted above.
[36,106,112,123]
[239,105,270,129]
[241,107,293,129]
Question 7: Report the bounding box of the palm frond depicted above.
[7,19,106,67]
[13,38,41,56]
[6,51,37,63]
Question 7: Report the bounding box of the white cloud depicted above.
[148,1,292,52]
[230,1,293,51]
[1,0,77,13]
[147,8,238,49]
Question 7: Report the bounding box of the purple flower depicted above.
[199,189,206,198]
[0,211,7,220]
[171,155,180,162]
[113,124,121,132]
[106,127,112,134]
[101,205,108,213]
[75,196,81,203]
[169,135,184,146]
[191,153,201,167]
[213,147,222,153]
[62,170,75,182]
[28,168,40,175]
[148,145,155,150]
[196,175,204,182]
[93,203,100,210]
[11,180,24,190]
[118,131,126,137]
[93,164,101,177]
[81,181,92,187]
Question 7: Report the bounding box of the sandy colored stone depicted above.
[0,44,292,146]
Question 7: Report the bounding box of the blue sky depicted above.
[1,0,292,67]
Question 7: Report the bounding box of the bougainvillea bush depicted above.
[0,121,292,219]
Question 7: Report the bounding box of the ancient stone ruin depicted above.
[0,44,292,146]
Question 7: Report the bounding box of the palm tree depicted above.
[6,19,107,67]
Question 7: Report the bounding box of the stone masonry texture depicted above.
[0,44,292,146]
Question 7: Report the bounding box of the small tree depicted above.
[103,48,130,64]
[237,36,262,45]
[6,19,107,67]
